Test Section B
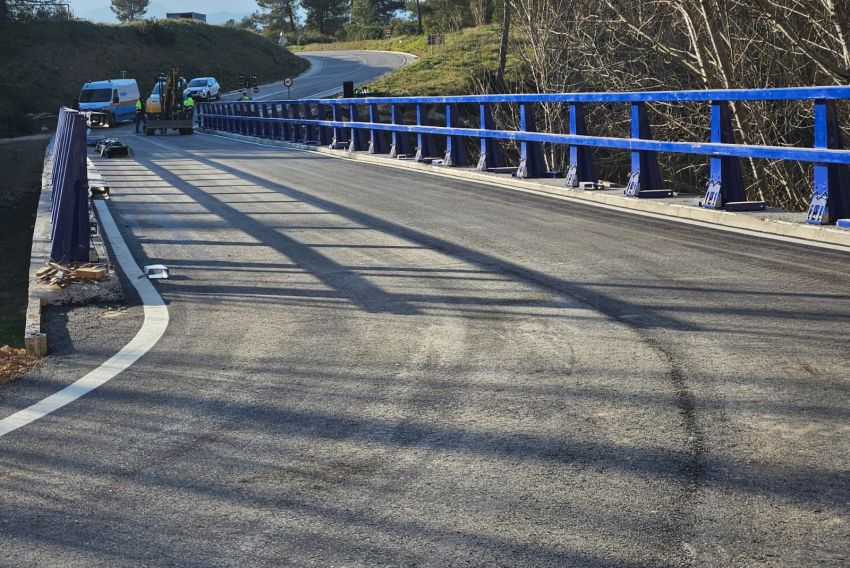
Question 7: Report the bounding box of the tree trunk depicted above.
[415,0,423,34]
[287,5,296,31]
[497,0,510,85]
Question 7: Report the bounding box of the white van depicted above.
[78,79,140,127]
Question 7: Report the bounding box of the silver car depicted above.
[183,77,221,101]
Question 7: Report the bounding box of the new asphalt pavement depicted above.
[0,51,847,567]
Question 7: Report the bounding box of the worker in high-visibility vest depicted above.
[183,94,195,120]
[134,99,146,133]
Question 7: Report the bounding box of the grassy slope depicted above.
[293,26,523,96]
[0,19,308,137]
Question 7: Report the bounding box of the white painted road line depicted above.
[0,199,169,439]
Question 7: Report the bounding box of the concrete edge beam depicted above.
[24,139,56,356]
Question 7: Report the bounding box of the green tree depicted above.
[302,0,349,34]
[351,0,404,25]
[257,0,299,33]
[3,0,72,22]
[110,0,149,22]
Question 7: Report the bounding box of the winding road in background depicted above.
[0,51,848,567]
[222,50,417,101]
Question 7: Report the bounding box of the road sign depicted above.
[384,28,391,39]
[283,77,293,87]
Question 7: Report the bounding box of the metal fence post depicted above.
[414,103,425,160]
[289,103,302,142]
[516,103,546,178]
[250,103,258,137]
[303,103,316,143]
[806,101,830,224]
[368,103,388,154]
[477,103,505,171]
[625,102,664,197]
[807,100,850,224]
[414,103,438,161]
[443,104,453,165]
[349,103,367,151]
[390,104,404,158]
[316,103,331,146]
[565,103,597,188]
[703,101,747,209]
[331,104,348,148]
[443,104,467,167]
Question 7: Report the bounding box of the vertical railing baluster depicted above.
[415,103,424,160]
[390,104,400,157]
[807,100,830,224]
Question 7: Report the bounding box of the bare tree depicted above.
[504,0,849,209]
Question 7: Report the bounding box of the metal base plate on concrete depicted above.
[635,189,675,199]
[725,201,767,212]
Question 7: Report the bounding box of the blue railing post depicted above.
[517,103,530,177]
[477,103,505,171]
[806,100,830,224]
[316,103,331,146]
[478,104,488,170]
[279,103,291,141]
[349,103,367,151]
[251,103,260,137]
[516,103,546,178]
[389,104,404,157]
[284,103,294,142]
[368,103,388,154]
[565,103,597,188]
[625,102,664,197]
[331,104,348,148]
[414,103,425,160]
[443,104,467,167]
[806,100,850,224]
[704,101,749,209]
[704,101,725,208]
[303,103,316,143]
[349,103,356,151]
[269,104,279,139]
[443,104,454,165]
[414,103,438,161]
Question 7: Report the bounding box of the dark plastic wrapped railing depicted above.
[49,108,90,263]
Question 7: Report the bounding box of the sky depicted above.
[66,1,262,19]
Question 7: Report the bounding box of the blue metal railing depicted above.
[196,87,850,225]
[50,108,90,263]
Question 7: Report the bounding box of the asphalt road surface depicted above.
[1,55,848,567]
[221,50,416,102]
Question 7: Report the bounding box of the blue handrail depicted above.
[196,87,850,225]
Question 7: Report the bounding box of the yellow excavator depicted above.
[144,67,193,135]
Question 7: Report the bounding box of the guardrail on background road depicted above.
[196,87,850,226]
[49,108,90,262]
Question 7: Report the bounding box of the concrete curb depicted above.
[24,140,57,356]
[24,142,117,356]
[199,129,850,249]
